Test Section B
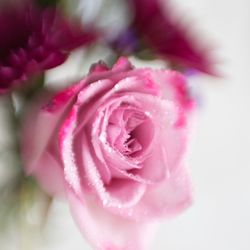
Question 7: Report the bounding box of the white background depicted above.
[1,0,250,249]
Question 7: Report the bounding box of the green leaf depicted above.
[36,0,61,7]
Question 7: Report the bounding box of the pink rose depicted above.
[22,57,195,250]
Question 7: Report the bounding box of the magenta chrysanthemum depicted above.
[0,2,96,93]
[125,0,216,74]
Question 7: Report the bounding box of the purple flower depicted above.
[0,1,96,93]
[112,0,216,75]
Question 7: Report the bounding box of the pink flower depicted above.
[22,57,195,249]
[0,1,96,93]
[113,0,216,74]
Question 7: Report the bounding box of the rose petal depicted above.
[32,150,65,197]
[89,60,110,73]
[22,84,82,176]
[74,79,114,134]
[150,69,195,126]
[59,106,82,196]
[111,57,134,72]
[110,165,193,222]
[137,165,193,220]
[68,189,157,250]
[79,131,146,208]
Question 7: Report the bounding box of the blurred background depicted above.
[0,0,249,249]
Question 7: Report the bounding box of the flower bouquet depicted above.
[0,0,218,249]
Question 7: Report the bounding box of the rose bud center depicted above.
[106,102,155,160]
